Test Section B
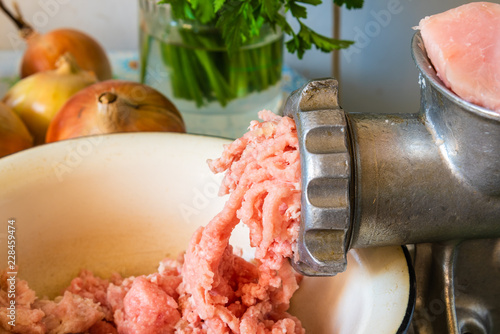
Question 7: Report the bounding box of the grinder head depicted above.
[284,78,353,276]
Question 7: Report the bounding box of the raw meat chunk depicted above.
[418,2,500,113]
[0,271,45,334]
[65,269,122,320]
[33,292,104,334]
[113,276,181,334]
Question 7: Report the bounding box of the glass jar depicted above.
[138,0,284,139]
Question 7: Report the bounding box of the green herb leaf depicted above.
[260,0,281,22]
[286,21,353,59]
[161,0,362,57]
[213,0,226,12]
[334,0,364,9]
[274,12,293,35]
[296,0,322,6]
[190,0,200,9]
[216,1,261,53]
[288,2,308,19]
[310,27,353,51]
[194,0,216,22]
[158,0,195,20]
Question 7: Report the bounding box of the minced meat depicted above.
[0,110,304,334]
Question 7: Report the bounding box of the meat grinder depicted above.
[285,32,500,334]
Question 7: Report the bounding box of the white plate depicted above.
[0,133,414,333]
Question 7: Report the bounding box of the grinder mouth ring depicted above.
[411,31,500,122]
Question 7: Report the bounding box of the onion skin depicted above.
[46,80,186,143]
[3,54,98,145]
[0,1,111,80]
[0,102,33,158]
[21,29,112,81]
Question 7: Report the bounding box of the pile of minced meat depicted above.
[0,110,305,334]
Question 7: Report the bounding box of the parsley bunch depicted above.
[141,0,363,116]
[159,0,364,58]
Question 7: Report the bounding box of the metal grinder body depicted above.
[286,33,500,277]
[285,32,500,333]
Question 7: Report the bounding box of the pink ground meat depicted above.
[182,110,303,333]
[0,110,304,334]
[0,270,104,334]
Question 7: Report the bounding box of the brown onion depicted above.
[3,53,97,145]
[0,0,112,81]
[0,102,33,158]
[46,80,186,143]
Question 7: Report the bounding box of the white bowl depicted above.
[0,133,414,333]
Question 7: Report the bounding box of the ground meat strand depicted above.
[182,110,303,333]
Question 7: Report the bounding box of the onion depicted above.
[46,80,186,143]
[0,0,112,81]
[3,53,98,145]
[0,102,33,158]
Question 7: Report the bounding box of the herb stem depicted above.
[147,23,283,109]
